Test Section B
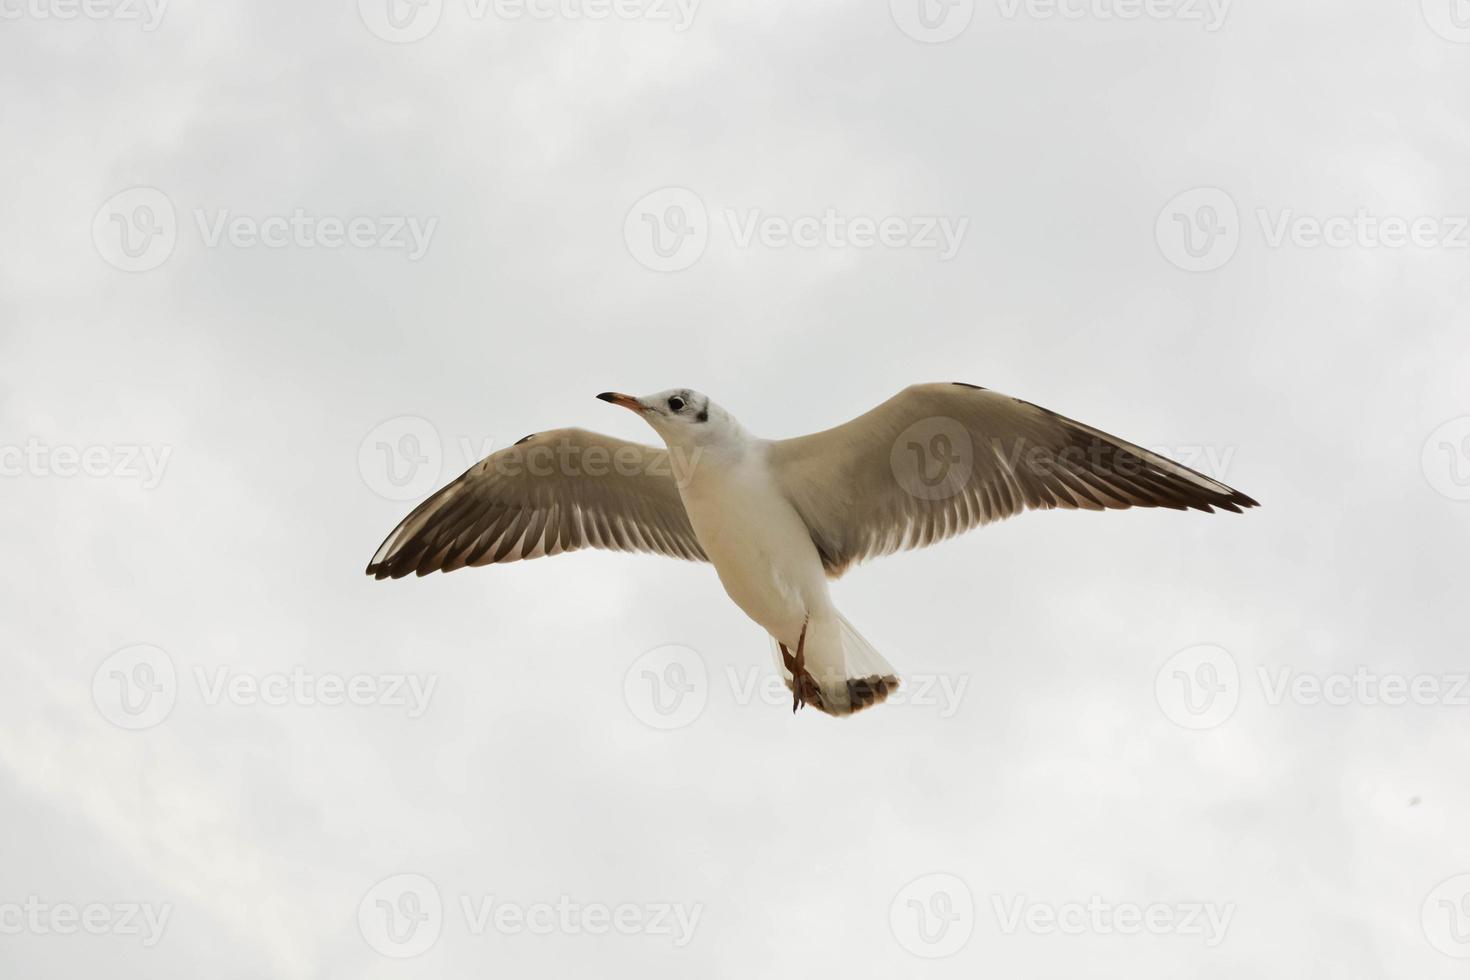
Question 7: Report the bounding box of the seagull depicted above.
[366,383,1258,717]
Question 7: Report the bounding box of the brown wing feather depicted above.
[366,428,707,579]
[768,383,1258,578]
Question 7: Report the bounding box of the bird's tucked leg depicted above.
[778,618,811,713]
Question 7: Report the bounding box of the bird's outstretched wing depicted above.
[366,427,707,579]
[767,383,1258,579]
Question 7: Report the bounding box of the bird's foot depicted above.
[778,642,801,712]
[790,618,808,713]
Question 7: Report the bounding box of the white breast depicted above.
[678,442,831,643]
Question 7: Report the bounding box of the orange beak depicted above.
[596,392,644,412]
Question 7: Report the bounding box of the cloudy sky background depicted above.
[4,0,1470,976]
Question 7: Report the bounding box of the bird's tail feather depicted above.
[769,612,899,717]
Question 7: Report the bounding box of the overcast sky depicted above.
[3,0,1470,977]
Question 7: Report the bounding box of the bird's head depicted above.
[596,388,743,450]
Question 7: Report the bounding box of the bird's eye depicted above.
[668,396,685,412]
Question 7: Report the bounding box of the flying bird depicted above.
[366,384,1258,717]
